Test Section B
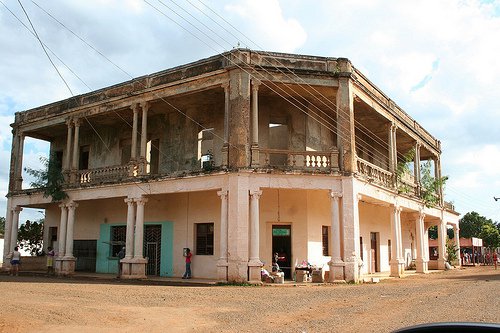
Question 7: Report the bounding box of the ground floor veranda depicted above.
[2,172,460,283]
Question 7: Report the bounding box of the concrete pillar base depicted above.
[248,259,262,283]
[328,260,346,283]
[416,259,429,274]
[228,259,249,283]
[344,258,359,283]
[120,258,147,279]
[437,258,446,270]
[2,254,13,271]
[56,257,76,276]
[217,260,229,282]
[251,144,259,168]
[390,259,405,278]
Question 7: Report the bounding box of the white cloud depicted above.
[225,0,307,52]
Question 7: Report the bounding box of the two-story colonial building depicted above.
[3,49,460,282]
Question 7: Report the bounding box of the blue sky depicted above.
[1,0,499,223]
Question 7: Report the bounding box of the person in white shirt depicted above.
[10,246,21,276]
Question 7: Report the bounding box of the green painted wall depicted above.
[96,222,174,276]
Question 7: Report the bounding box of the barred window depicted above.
[322,226,330,256]
[111,225,126,257]
[196,223,214,255]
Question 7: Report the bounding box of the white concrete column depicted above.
[248,189,263,283]
[328,191,345,283]
[437,218,446,270]
[64,202,78,258]
[15,133,25,190]
[3,204,13,263]
[251,80,260,167]
[217,190,229,281]
[454,225,460,267]
[64,119,73,172]
[70,119,81,183]
[249,190,262,262]
[10,206,22,252]
[124,198,135,259]
[414,143,421,190]
[415,210,428,273]
[221,83,229,168]
[388,124,397,173]
[131,104,139,161]
[57,204,68,258]
[139,102,149,175]
[390,205,404,277]
[134,197,148,259]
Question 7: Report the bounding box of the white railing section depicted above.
[259,148,339,172]
[78,165,129,184]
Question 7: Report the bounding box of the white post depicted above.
[10,206,22,252]
[3,204,12,261]
[65,119,73,172]
[248,189,263,283]
[15,134,24,190]
[58,204,68,258]
[328,191,345,282]
[71,119,81,183]
[415,210,428,273]
[217,190,229,281]
[139,102,148,175]
[125,198,135,259]
[390,205,404,277]
[437,218,447,270]
[134,197,148,259]
[454,225,460,267]
[64,202,78,258]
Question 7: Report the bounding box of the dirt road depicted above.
[0,266,498,333]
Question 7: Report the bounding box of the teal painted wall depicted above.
[96,222,173,276]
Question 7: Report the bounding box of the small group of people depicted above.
[9,246,56,276]
[461,250,499,268]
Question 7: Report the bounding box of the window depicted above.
[110,225,126,257]
[79,145,90,170]
[322,226,330,256]
[196,223,214,255]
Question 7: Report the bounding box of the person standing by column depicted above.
[182,248,192,279]
[46,247,55,275]
[493,251,498,270]
[10,246,21,276]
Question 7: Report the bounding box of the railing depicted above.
[259,148,339,172]
[356,158,394,189]
[78,165,129,185]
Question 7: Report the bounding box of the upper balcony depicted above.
[8,49,445,207]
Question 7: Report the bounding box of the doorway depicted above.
[370,232,379,273]
[272,225,292,279]
[144,225,162,276]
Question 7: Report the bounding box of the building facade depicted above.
[3,49,459,282]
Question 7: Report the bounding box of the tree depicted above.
[0,216,5,236]
[18,219,44,256]
[25,154,67,202]
[420,161,448,208]
[479,223,500,249]
[459,211,492,239]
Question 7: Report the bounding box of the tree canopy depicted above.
[0,216,5,236]
[18,219,44,256]
[459,211,500,248]
[24,154,67,202]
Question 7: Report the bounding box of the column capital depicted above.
[249,189,262,199]
[59,203,67,209]
[217,190,228,199]
[251,79,261,90]
[140,101,150,111]
[329,190,342,199]
[391,122,398,132]
[66,118,74,127]
[130,103,140,112]
[221,82,229,90]
[67,201,79,210]
[135,197,148,205]
[73,118,82,127]
[13,206,23,213]
[124,197,135,204]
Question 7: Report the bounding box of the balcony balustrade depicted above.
[258,148,339,172]
[356,157,395,189]
[77,165,129,185]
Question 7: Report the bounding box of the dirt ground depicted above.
[0,266,498,333]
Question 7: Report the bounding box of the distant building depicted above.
[3,49,459,282]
